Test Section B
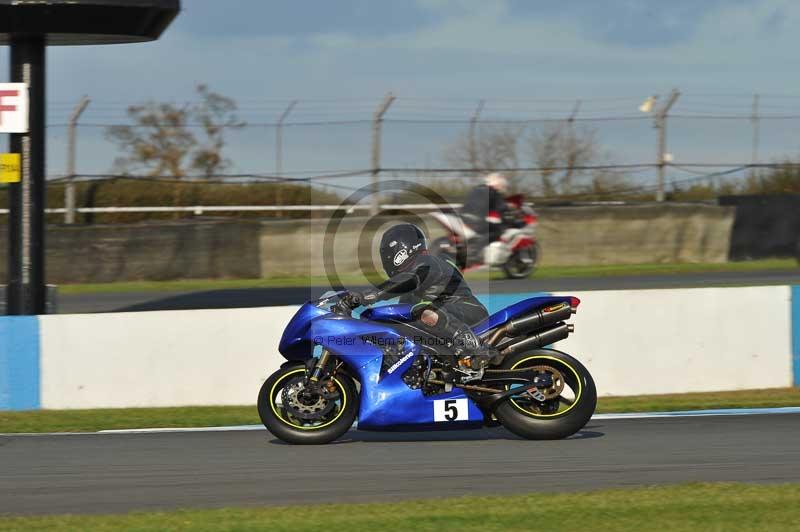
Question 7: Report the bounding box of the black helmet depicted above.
[379,224,427,277]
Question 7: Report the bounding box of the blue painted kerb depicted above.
[0,316,40,410]
[792,286,800,387]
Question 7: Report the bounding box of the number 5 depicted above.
[444,399,458,421]
[434,398,468,422]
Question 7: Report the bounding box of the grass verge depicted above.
[2,387,798,434]
[1,483,799,531]
[57,258,798,295]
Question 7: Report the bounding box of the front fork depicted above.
[308,348,332,383]
[306,349,342,398]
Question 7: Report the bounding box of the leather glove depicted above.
[340,291,364,310]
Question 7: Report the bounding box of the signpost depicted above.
[0,83,28,133]
[1,0,180,315]
[0,153,20,183]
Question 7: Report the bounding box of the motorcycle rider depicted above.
[461,172,512,258]
[338,223,498,377]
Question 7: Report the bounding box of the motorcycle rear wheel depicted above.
[258,364,358,445]
[502,243,540,279]
[493,348,596,440]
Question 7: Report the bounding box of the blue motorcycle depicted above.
[258,292,596,444]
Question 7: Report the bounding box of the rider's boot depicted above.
[452,326,500,381]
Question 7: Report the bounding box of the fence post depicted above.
[371,92,395,216]
[751,93,760,167]
[468,99,485,172]
[654,89,680,202]
[65,95,90,224]
[567,99,581,127]
[275,100,297,215]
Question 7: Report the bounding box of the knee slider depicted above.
[412,305,444,329]
[420,309,439,327]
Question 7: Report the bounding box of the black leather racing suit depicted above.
[361,253,489,353]
[461,184,509,246]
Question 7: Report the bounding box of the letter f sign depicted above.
[0,83,29,134]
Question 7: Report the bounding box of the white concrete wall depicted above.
[39,307,296,409]
[559,286,794,395]
[38,286,795,408]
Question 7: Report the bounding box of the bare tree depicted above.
[445,125,523,189]
[191,84,246,178]
[529,124,598,196]
[106,103,195,178]
[445,122,612,196]
[106,84,245,179]
[105,85,245,214]
[584,163,631,197]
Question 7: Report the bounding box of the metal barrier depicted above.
[0,203,463,215]
[1,285,59,314]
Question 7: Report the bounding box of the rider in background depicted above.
[461,172,511,253]
[339,223,498,376]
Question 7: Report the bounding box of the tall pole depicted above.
[751,93,760,167]
[654,89,680,202]
[7,36,46,315]
[276,100,297,178]
[370,92,395,216]
[567,99,581,126]
[275,100,297,213]
[468,99,485,172]
[65,95,90,224]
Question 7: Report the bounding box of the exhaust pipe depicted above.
[499,322,573,356]
[485,302,573,345]
[506,302,573,336]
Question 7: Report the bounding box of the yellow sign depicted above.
[0,153,21,183]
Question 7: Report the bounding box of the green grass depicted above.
[0,406,260,434]
[530,258,797,279]
[598,386,800,413]
[1,483,798,531]
[57,258,798,295]
[2,387,798,434]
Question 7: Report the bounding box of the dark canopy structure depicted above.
[2,0,180,314]
[0,0,179,45]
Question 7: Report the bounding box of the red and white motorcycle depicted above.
[430,195,541,279]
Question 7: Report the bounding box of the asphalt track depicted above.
[59,269,800,313]
[2,413,799,515]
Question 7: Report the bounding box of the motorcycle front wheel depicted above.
[257,364,358,445]
[493,348,596,440]
[502,243,540,279]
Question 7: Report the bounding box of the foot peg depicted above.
[457,347,499,371]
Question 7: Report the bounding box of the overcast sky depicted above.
[2,0,799,187]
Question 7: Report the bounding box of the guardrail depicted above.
[1,285,59,314]
[0,204,463,215]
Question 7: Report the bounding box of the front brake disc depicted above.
[282,378,336,421]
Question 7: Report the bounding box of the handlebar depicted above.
[314,291,355,317]
[332,300,354,317]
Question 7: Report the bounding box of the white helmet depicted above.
[484,172,509,194]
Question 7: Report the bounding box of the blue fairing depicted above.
[279,301,484,429]
[276,294,573,430]
[279,303,330,360]
[360,304,415,322]
[472,296,574,335]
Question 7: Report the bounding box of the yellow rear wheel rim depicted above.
[507,355,582,418]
